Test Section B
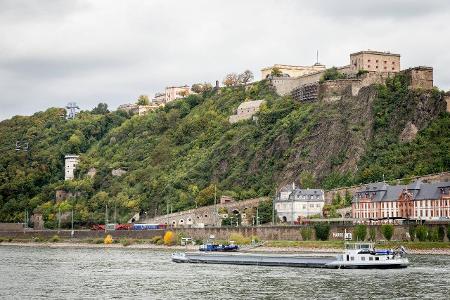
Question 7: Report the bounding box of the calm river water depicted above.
[0,245,449,299]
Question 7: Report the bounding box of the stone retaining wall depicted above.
[1,225,448,242]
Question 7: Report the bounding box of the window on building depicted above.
[361,257,365,261]
[392,67,395,70]
[376,60,378,63]
[375,257,379,261]
[384,61,387,64]
[368,65,371,68]
[369,257,373,261]
[368,59,371,62]
[351,257,354,261]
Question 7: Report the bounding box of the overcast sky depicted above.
[1,0,450,120]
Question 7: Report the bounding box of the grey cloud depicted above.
[0,0,88,22]
[0,0,449,121]
[302,0,450,19]
[1,56,140,79]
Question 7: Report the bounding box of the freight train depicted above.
[91,223,167,231]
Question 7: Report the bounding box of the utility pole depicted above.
[256,207,259,226]
[114,204,117,224]
[272,188,276,225]
[105,204,108,233]
[166,200,169,227]
[291,194,294,226]
[71,209,74,237]
[24,210,28,230]
[58,208,61,233]
[214,184,217,227]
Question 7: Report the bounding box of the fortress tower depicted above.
[64,155,80,180]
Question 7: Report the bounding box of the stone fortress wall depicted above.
[140,197,267,228]
[270,50,435,104]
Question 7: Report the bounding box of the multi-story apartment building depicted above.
[352,181,450,221]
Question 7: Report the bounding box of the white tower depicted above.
[65,155,80,180]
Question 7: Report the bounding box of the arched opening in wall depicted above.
[232,209,239,215]
[179,219,184,224]
[282,216,287,223]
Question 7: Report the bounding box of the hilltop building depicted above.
[275,184,325,222]
[64,155,79,180]
[350,50,400,73]
[229,100,265,123]
[261,63,326,79]
[268,50,434,100]
[117,103,161,116]
[152,93,166,105]
[352,181,450,221]
[165,85,191,103]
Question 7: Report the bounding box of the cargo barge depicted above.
[172,242,409,269]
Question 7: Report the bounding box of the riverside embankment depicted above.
[2,223,450,241]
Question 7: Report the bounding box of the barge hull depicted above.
[172,253,408,269]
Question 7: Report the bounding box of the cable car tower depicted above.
[66,102,80,120]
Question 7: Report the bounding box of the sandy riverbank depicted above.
[1,241,449,255]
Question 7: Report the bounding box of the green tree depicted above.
[344,190,352,207]
[191,83,213,94]
[270,67,282,77]
[369,226,376,241]
[300,171,316,189]
[428,227,439,242]
[416,225,428,242]
[437,226,445,242]
[354,224,367,241]
[196,185,216,207]
[319,67,346,83]
[91,103,109,115]
[314,223,330,241]
[257,199,273,224]
[381,224,394,241]
[300,227,313,241]
[136,95,150,105]
[409,226,416,241]
[222,73,239,87]
[238,70,254,85]
[332,192,343,206]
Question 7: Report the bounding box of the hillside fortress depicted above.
[262,50,434,102]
